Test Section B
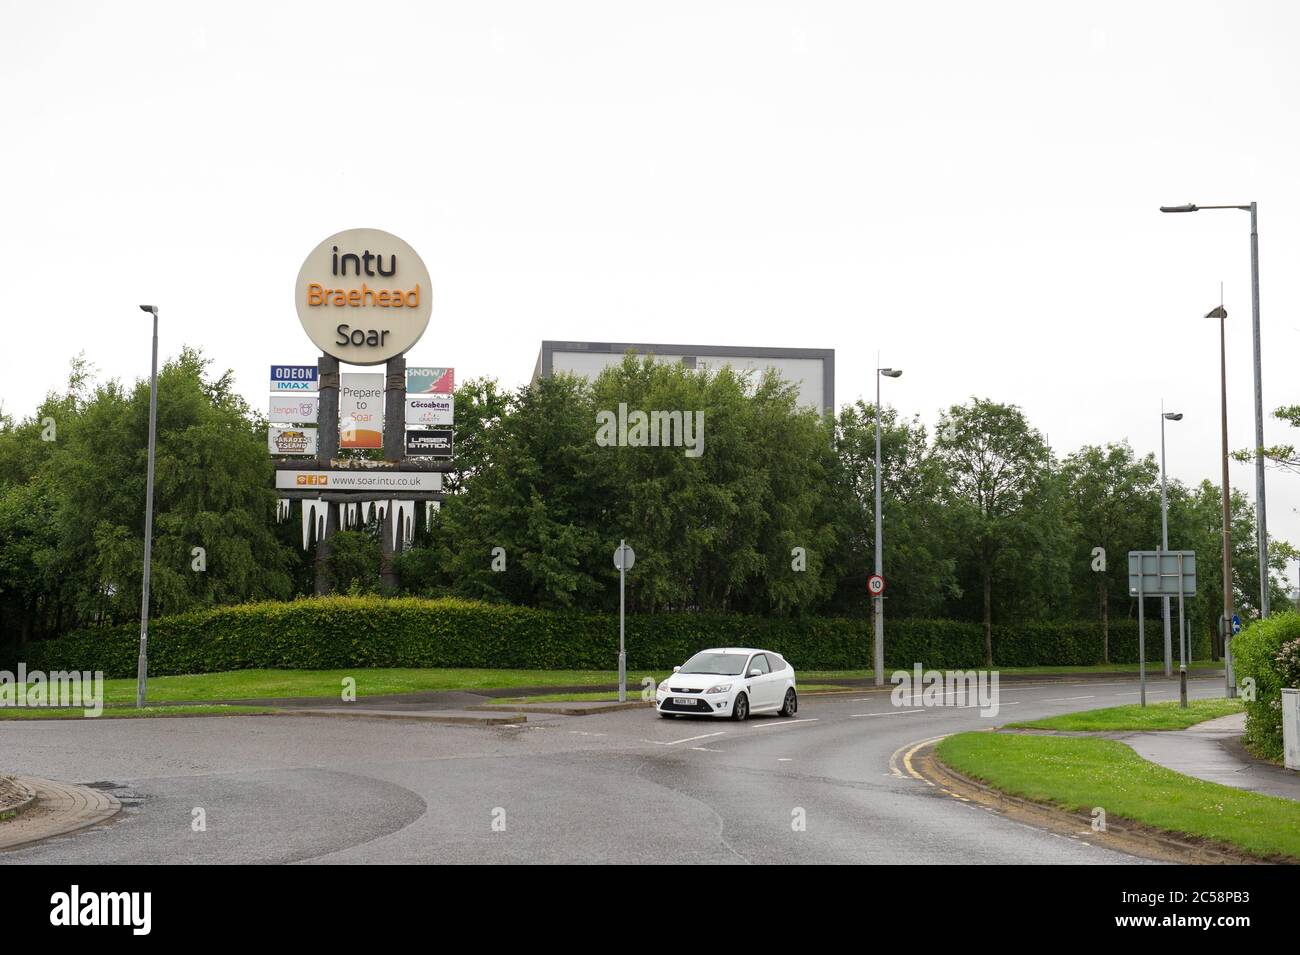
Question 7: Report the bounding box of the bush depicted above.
[14,596,1183,679]
[1231,612,1300,760]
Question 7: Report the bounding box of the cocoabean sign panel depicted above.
[295,228,433,365]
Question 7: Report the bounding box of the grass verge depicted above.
[0,704,279,720]
[936,731,1300,861]
[490,683,844,705]
[4,661,1222,707]
[1008,698,1243,732]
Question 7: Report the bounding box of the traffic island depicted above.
[919,731,1300,864]
[0,777,121,852]
[0,776,37,821]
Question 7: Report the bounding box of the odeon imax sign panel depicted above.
[294,227,433,365]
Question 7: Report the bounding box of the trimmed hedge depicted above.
[1231,611,1300,760]
[15,596,1189,679]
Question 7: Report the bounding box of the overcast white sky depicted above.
[3,1,1299,580]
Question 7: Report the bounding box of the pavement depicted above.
[1123,712,1300,802]
[0,673,1237,865]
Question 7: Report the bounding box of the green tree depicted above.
[0,349,300,651]
[825,401,957,619]
[1059,442,1159,662]
[933,398,1053,666]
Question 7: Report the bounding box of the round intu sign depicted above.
[295,228,432,365]
[867,574,886,596]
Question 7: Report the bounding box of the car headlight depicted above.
[705,684,732,694]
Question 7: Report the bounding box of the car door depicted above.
[747,653,776,709]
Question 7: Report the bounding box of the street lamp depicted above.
[873,362,902,686]
[1206,303,1236,698]
[1159,406,1182,678]
[1161,202,1269,618]
[136,304,160,708]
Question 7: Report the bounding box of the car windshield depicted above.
[679,652,750,676]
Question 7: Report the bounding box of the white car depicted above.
[656,647,797,720]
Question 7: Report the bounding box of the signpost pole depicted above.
[1137,566,1146,708]
[314,354,340,595]
[380,356,407,591]
[1177,551,1188,709]
[618,539,627,704]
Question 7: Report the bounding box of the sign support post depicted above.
[1137,570,1146,707]
[619,540,627,704]
[1177,551,1188,708]
[314,355,341,595]
[380,356,407,591]
[614,541,635,704]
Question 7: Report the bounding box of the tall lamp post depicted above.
[136,304,160,708]
[1161,203,1269,618]
[873,361,902,686]
[1159,406,1182,678]
[1207,304,1236,698]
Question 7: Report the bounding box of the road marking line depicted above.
[654,731,727,746]
[888,734,949,780]
[852,709,926,718]
[777,757,792,762]
[1043,695,1095,702]
[690,746,723,752]
[750,718,819,729]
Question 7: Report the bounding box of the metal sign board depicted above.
[405,429,454,457]
[270,365,319,392]
[268,427,317,456]
[340,373,384,449]
[275,470,442,492]
[406,366,454,394]
[405,394,454,427]
[1127,551,1196,597]
[867,574,886,596]
[614,543,635,571]
[269,395,319,423]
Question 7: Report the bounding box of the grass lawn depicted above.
[936,732,1300,861]
[1008,698,1243,732]
[801,662,1218,682]
[13,660,1223,707]
[0,704,279,720]
[68,669,666,705]
[489,683,845,704]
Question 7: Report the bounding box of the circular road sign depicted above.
[614,543,636,571]
[867,574,886,596]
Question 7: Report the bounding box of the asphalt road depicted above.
[0,676,1228,864]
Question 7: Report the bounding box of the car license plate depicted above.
[672,697,696,706]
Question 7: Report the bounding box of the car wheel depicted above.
[779,688,798,717]
[731,693,749,721]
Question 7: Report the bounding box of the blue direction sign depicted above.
[1232,614,1242,635]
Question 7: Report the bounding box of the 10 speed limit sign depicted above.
[867,574,886,596]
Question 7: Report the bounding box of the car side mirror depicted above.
[749,668,762,677]
[672,666,681,673]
